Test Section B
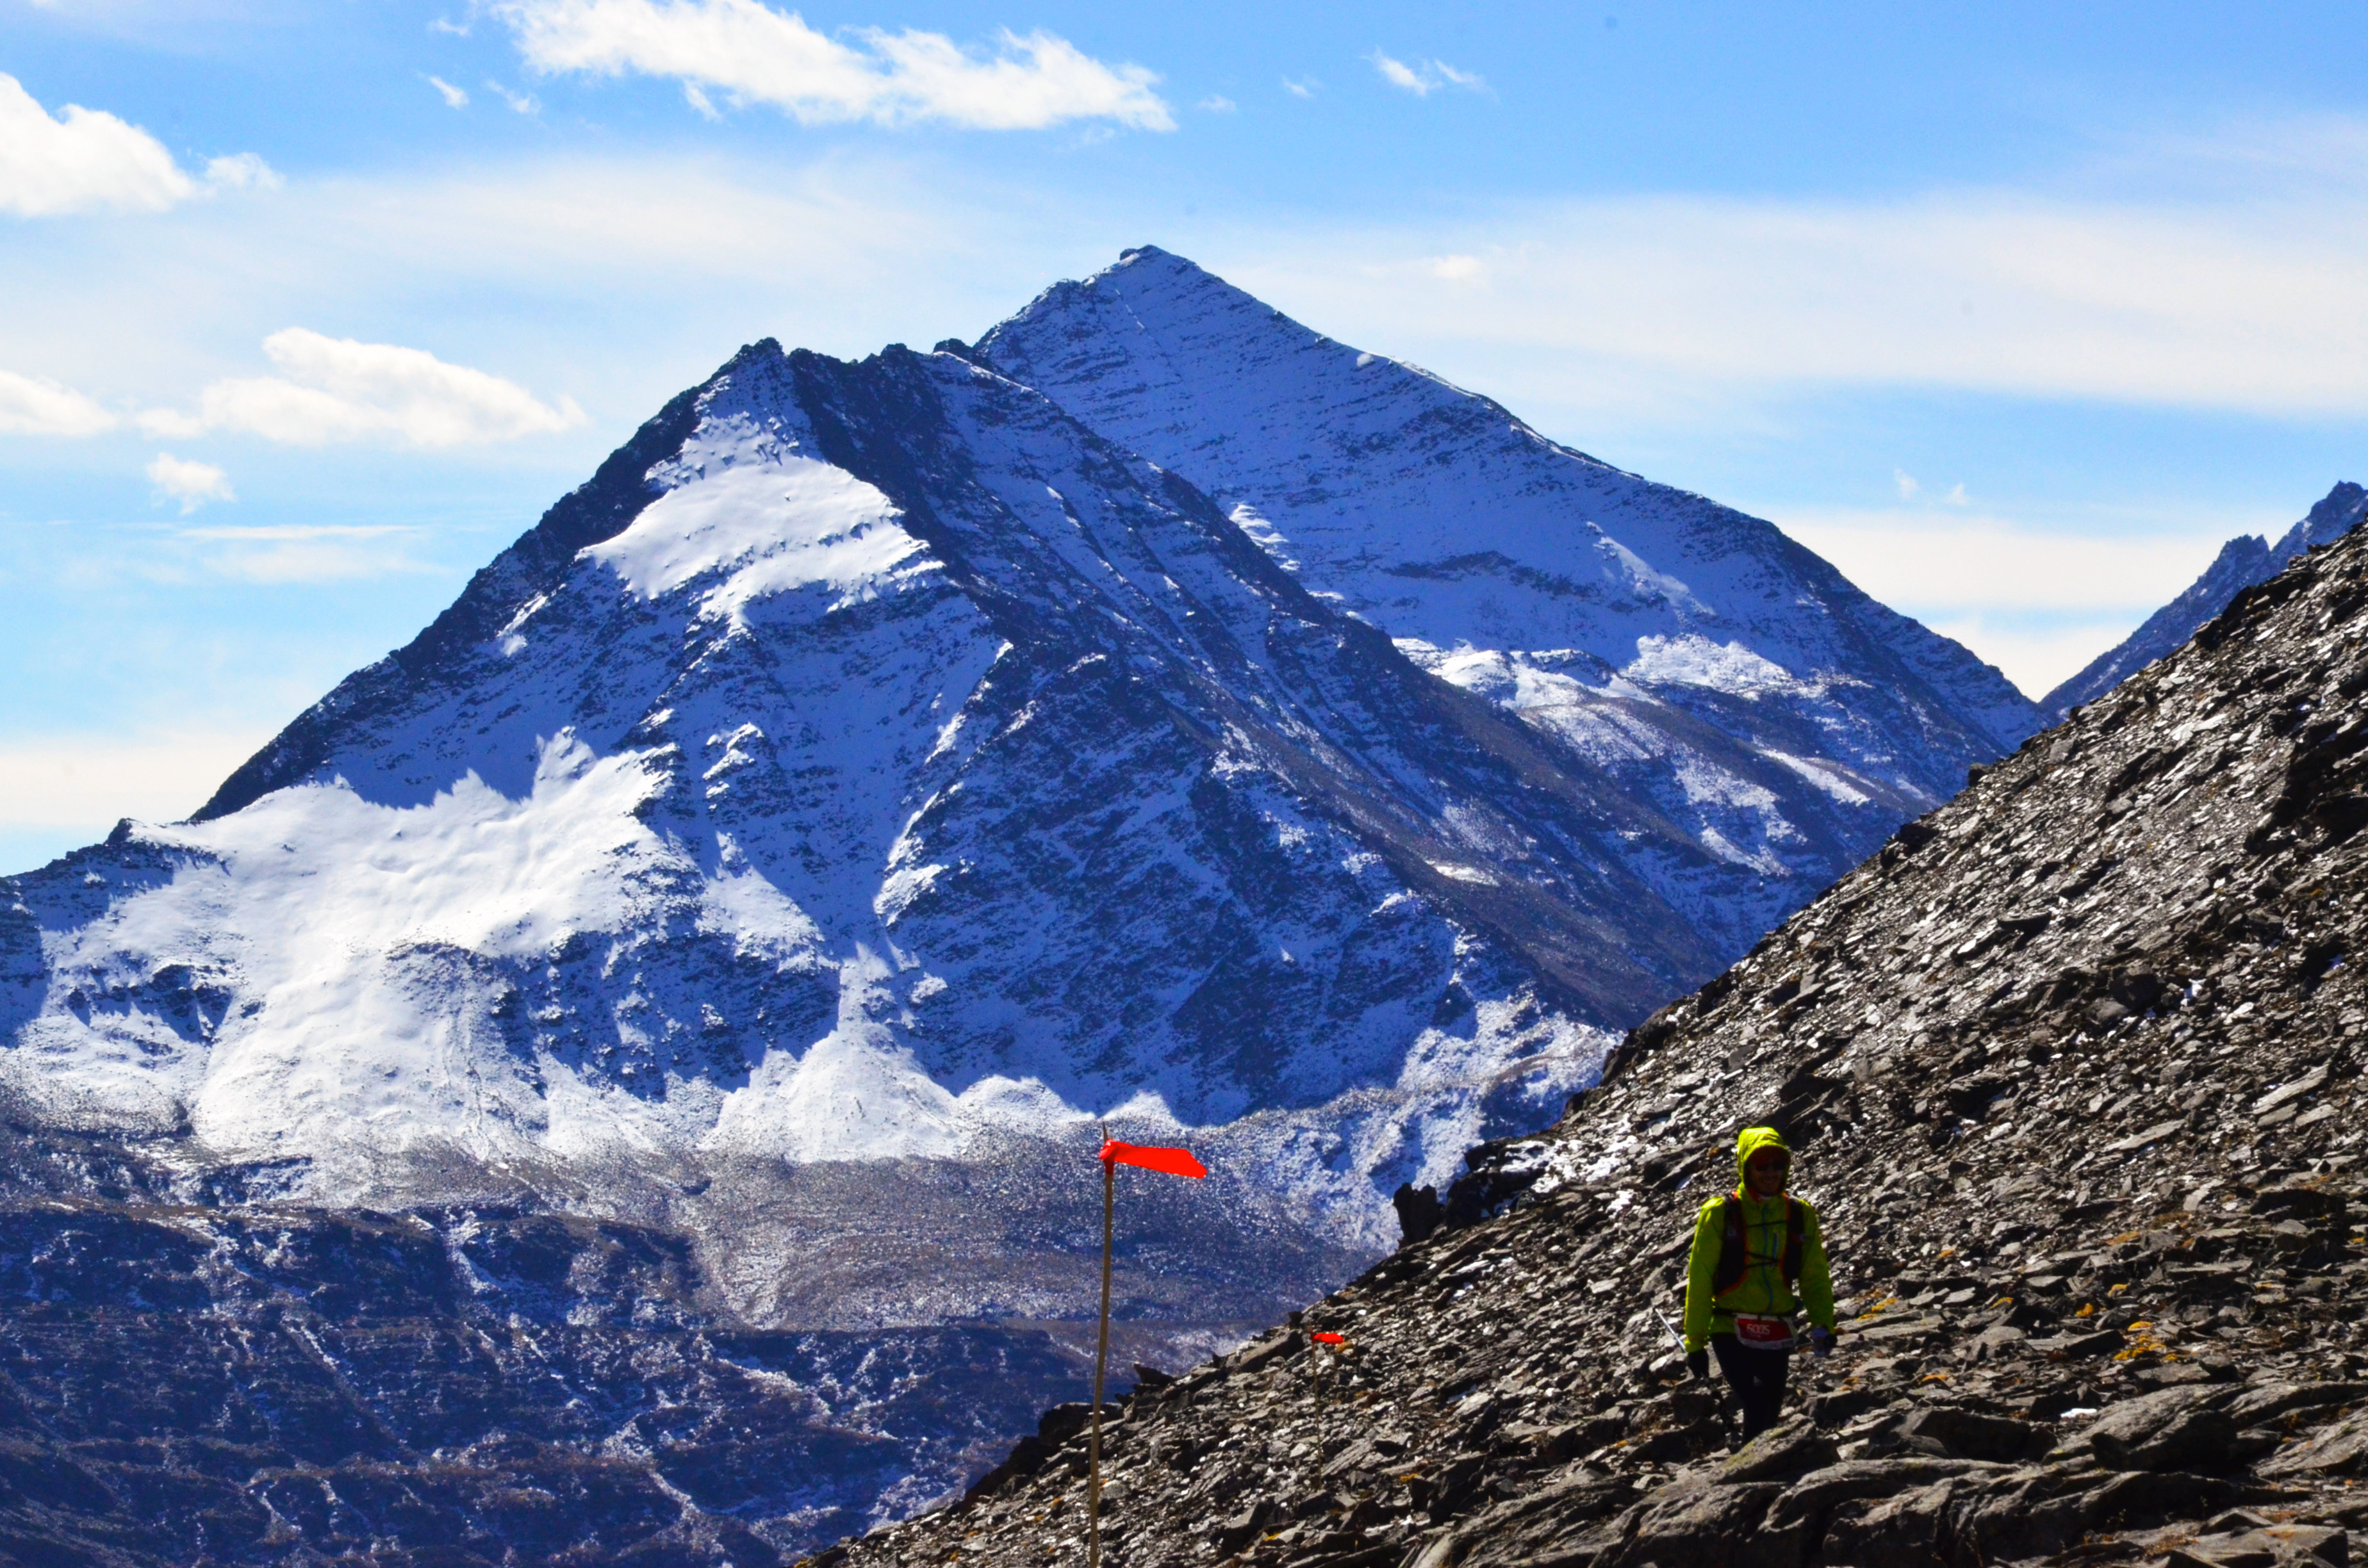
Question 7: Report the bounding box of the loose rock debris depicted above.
[825,523,2368,1567]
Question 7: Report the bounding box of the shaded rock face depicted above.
[2044,480,2367,721]
[0,1154,1092,1565]
[976,246,2039,922]
[838,527,2368,1566]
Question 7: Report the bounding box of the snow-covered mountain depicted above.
[0,252,2046,1546]
[2,336,1742,1255]
[974,247,2037,930]
[2042,480,2368,720]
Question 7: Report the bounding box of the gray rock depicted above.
[1718,1420,1839,1483]
[1896,1406,2052,1462]
[1603,1474,1796,1568]
[2259,1411,2368,1478]
[2088,1387,2241,1472]
[2165,1523,2350,1566]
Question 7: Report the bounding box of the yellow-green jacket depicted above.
[1681,1126,1836,1352]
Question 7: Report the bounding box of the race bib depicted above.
[1732,1314,1795,1349]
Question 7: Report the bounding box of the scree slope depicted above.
[834,503,2368,1568]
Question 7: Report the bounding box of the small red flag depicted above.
[1098,1140,1207,1179]
[1311,1332,1346,1344]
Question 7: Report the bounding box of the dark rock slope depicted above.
[832,523,2368,1565]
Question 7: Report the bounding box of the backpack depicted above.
[1710,1193,1804,1299]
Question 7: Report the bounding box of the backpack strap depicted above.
[1710,1193,1747,1297]
[1711,1191,1805,1300]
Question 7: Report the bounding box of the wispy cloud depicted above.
[0,72,277,217]
[1229,136,2368,420]
[138,329,585,448]
[1773,507,2253,694]
[1895,471,1973,505]
[172,524,440,584]
[1281,77,1317,99]
[1197,95,1236,114]
[1368,51,1487,98]
[493,0,1174,130]
[427,75,471,108]
[147,452,234,512]
[0,368,116,436]
[0,729,278,835]
[484,79,541,114]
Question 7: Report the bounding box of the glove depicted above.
[1809,1327,1836,1359]
[1685,1349,1709,1382]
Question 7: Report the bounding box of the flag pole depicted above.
[1089,1124,1114,1568]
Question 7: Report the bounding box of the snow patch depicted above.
[588,449,928,628]
[1627,634,1811,699]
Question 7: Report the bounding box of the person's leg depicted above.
[1710,1338,1788,1439]
[1749,1348,1793,1437]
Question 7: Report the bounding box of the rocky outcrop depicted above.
[830,519,2368,1564]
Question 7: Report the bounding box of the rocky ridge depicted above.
[2044,480,2367,720]
[830,521,2368,1565]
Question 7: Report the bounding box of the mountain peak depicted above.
[980,247,2037,909]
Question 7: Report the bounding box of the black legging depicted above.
[1711,1335,1791,1441]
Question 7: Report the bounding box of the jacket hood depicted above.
[1735,1125,1791,1192]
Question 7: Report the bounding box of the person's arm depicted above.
[1681,1200,1722,1351]
[1798,1202,1837,1330]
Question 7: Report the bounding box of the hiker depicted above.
[1680,1126,1837,1442]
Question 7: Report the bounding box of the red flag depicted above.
[1311,1332,1346,1344]
[1098,1140,1207,1179]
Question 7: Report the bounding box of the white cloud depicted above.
[147,452,234,512]
[1921,615,2148,700]
[0,72,192,216]
[493,0,1174,130]
[0,729,276,834]
[0,368,116,436]
[1368,51,1487,97]
[1198,95,1236,114]
[1772,507,2253,694]
[428,75,471,108]
[1894,468,1920,500]
[1282,78,1317,99]
[1429,253,1483,282]
[0,72,278,217]
[1777,509,2235,616]
[203,152,281,193]
[138,328,586,448]
[174,524,440,583]
[1226,157,2368,419]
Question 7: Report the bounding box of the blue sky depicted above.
[4,0,2366,871]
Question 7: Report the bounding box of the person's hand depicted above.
[1685,1349,1709,1382]
[1809,1327,1836,1359]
